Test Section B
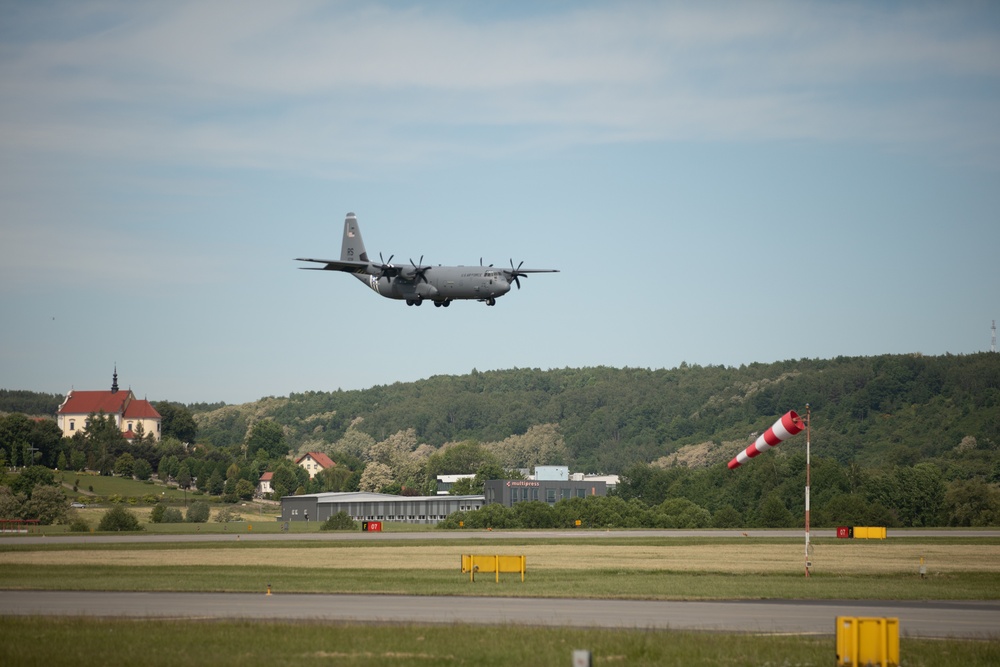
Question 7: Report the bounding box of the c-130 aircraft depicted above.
[296,212,559,307]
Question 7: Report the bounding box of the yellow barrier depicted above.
[836,616,899,667]
[853,526,887,539]
[460,554,526,582]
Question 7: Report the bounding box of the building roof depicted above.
[436,474,476,483]
[259,472,273,481]
[124,398,161,419]
[283,491,484,503]
[295,452,335,469]
[58,390,132,416]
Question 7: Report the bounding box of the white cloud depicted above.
[1,1,998,176]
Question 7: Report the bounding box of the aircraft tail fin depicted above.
[341,212,369,263]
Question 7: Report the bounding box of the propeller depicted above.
[506,259,527,289]
[410,255,430,283]
[375,252,397,280]
[480,258,493,267]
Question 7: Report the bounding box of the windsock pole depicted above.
[727,407,812,577]
[804,403,811,578]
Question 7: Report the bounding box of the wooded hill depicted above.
[191,353,999,476]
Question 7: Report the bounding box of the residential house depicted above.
[257,472,274,497]
[295,451,335,479]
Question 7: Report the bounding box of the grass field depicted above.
[1,532,998,665]
[1,536,998,600]
[1,616,997,667]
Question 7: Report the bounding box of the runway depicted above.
[2,591,998,638]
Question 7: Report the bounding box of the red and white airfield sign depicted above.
[728,410,804,469]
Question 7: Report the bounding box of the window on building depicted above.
[69,420,75,431]
[561,488,571,500]
[576,488,586,498]
[546,489,556,503]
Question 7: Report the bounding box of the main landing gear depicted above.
[405,299,422,306]
[432,300,452,307]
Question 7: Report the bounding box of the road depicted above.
[2,591,998,638]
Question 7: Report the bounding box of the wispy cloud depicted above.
[1,1,998,177]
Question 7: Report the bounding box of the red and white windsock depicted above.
[728,411,804,469]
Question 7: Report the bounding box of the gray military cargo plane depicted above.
[296,212,559,307]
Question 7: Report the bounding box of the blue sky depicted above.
[2,1,998,405]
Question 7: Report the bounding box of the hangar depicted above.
[280,491,484,525]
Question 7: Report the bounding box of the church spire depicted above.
[111,365,119,394]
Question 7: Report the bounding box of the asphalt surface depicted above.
[2,591,998,638]
[4,527,998,546]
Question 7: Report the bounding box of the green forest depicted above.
[2,353,999,527]
[192,352,999,471]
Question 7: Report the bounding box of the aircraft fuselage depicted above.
[357,266,510,305]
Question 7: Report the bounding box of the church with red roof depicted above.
[56,368,162,442]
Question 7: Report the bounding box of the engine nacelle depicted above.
[415,282,439,298]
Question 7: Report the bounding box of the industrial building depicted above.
[280,491,484,525]
[483,478,607,507]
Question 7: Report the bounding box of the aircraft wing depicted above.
[506,268,559,273]
[295,257,372,274]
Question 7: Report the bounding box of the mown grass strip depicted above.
[2,564,997,600]
[2,616,998,667]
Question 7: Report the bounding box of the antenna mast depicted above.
[993,320,997,353]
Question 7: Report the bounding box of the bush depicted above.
[215,506,242,523]
[186,501,210,523]
[97,506,143,532]
[68,517,90,533]
[161,507,183,523]
[320,511,357,531]
[150,504,165,523]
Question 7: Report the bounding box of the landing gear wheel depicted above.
[486,297,496,306]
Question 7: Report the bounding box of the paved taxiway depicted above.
[6,527,998,546]
[3,591,998,638]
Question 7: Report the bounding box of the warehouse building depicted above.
[483,478,607,506]
[280,491,484,525]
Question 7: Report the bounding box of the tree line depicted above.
[1,353,998,527]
